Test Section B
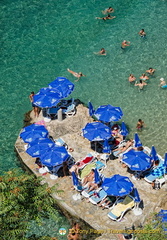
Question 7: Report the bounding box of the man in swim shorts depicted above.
[121,40,130,49]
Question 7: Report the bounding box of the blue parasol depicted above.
[102,174,134,197]
[120,121,129,136]
[40,145,70,167]
[26,138,54,157]
[82,122,111,141]
[72,171,79,186]
[164,153,167,167]
[88,101,95,116]
[102,139,111,153]
[48,77,74,98]
[122,149,151,171]
[150,145,159,162]
[33,87,62,108]
[94,104,123,122]
[133,188,141,203]
[20,124,48,143]
[134,133,142,147]
[94,168,101,184]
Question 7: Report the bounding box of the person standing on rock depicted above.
[29,92,39,118]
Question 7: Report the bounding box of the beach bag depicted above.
[152,180,161,190]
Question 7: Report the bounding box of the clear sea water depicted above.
[1,0,167,234]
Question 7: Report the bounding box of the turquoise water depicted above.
[1,0,167,171]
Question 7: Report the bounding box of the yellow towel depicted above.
[111,200,135,217]
[79,163,96,179]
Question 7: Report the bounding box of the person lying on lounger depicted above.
[82,169,95,186]
[112,139,134,157]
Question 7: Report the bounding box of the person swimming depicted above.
[140,73,149,81]
[135,80,147,90]
[138,29,146,37]
[67,68,86,82]
[146,68,155,75]
[102,7,114,15]
[128,74,136,83]
[121,40,130,49]
[96,14,116,21]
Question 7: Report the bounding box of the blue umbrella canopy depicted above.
[133,188,141,203]
[134,133,142,147]
[72,171,79,186]
[102,139,111,153]
[26,138,54,157]
[40,145,70,167]
[88,101,95,117]
[94,168,101,184]
[82,122,111,141]
[20,124,48,143]
[94,104,123,122]
[150,145,159,162]
[164,153,167,167]
[33,87,62,108]
[120,121,129,136]
[48,77,74,98]
[102,174,134,197]
[122,149,151,171]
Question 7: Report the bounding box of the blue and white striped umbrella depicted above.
[94,104,123,122]
[20,124,48,143]
[82,122,111,141]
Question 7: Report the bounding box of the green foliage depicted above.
[135,213,167,240]
[0,169,63,240]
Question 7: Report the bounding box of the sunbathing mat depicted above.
[111,200,135,217]
[79,163,96,179]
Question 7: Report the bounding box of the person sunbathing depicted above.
[86,182,100,193]
[69,162,80,175]
[82,169,95,186]
[67,68,86,82]
[112,139,134,157]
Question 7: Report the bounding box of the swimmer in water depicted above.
[135,80,147,90]
[140,73,149,81]
[146,68,156,75]
[138,29,146,37]
[121,40,130,49]
[102,7,114,15]
[97,48,107,55]
[96,14,116,21]
[159,78,166,87]
[128,74,136,83]
[67,68,86,82]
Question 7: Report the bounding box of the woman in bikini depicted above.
[67,68,86,82]
[140,73,149,81]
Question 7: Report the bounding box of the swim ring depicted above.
[161,85,167,89]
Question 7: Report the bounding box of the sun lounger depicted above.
[108,195,135,221]
[81,187,98,198]
[77,154,95,170]
[89,189,107,204]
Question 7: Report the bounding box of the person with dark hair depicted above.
[29,91,39,117]
[102,7,114,14]
[135,80,147,90]
[138,29,146,37]
[136,119,145,131]
[146,67,155,75]
[96,14,116,21]
[128,74,136,83]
